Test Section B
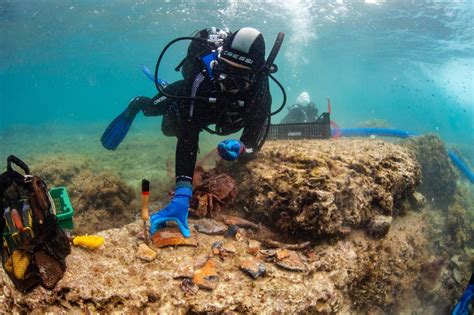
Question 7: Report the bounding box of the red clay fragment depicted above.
[152,228,198,248]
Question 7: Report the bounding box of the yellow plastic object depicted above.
[72,235,105,249]
[12,250,30,279]
[4,256,13,274]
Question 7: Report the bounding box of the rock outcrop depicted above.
[1,138,470,313]
[220,139,421,238]
[404,134,458,208]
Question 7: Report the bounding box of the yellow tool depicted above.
[72,235,105,249]
[141,179,150,244]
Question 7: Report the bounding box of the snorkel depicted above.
[152,30,287,116]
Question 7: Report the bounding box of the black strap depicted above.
[7,155,30,175]
[0,211,4,239]
[174,57,187,72]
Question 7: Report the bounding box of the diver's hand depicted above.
[149,186,192,238]
[217,139,246,161]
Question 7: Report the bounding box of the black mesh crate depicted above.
[267,113,331,141]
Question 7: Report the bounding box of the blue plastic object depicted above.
[201,51,218,79]
[217,139,245,161]
[149,186,192,238]
[331,127,473,183]
[448,150,474,183]
[452,276,473,315]
[336,127,418,138]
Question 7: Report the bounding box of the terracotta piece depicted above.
[276,250,307,272]
[136,244,157,262]
[152,228,198,248]
[222,215,259,230]
[247,240,261,256]
[239,257,266,279]
[192,259,219,290]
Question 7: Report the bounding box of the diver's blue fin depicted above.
[100,108,138,150]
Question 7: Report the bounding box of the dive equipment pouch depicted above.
[0,155,71,292]
[161,103,180,137]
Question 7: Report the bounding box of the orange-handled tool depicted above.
[141,179,150,244]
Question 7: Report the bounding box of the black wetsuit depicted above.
[280,102,318,124]
[131,74,271,185]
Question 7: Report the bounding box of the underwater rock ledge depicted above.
[1,138,468,313]
[220,138,421,238]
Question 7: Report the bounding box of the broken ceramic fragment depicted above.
[275,250,307,272]
[181,278,199,295]
[194,218,228,235]
[239,257,266,279]
[136,243,157,262]
[152,228,198,248]
[173,261,194,279]
[248,240,261,256]
[222,215,259,230]
[192,259,219,290]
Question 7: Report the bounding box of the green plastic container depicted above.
[50,187,75,230]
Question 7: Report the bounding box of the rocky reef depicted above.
[31,155,137,234]
[220,139,421,238]
[1,138,472,313]
[404,134,458,208]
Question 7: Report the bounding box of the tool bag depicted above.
[0,155,71,292]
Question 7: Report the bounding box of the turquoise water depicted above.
[0,0,473,162]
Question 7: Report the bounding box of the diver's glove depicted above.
[149,183,192,238]
[217,139,246,161]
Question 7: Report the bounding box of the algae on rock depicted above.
[219,139,421,238]
[404,134,458,209]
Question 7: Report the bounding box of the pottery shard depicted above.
[223,215,259,230]
[152,227,198,248]
[248,240,261,256]
[173,261,194,279]
[276,250,307,272]
[194,219,228,235]
[235,228,247,242]
[239,257,266,279]
[181,278,199,295]
[224,244,236,254]
[211,241,224,256]
[367,215,393,238]
[136,244,157,262]
[259,249,277,257]
[276,249,290,260]
[192,259,219,290]
[224,224,240,238]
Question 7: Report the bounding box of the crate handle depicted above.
[7,155,30,175]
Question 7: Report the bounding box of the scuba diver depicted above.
[101,27,286,238]
[280,91,319,124]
